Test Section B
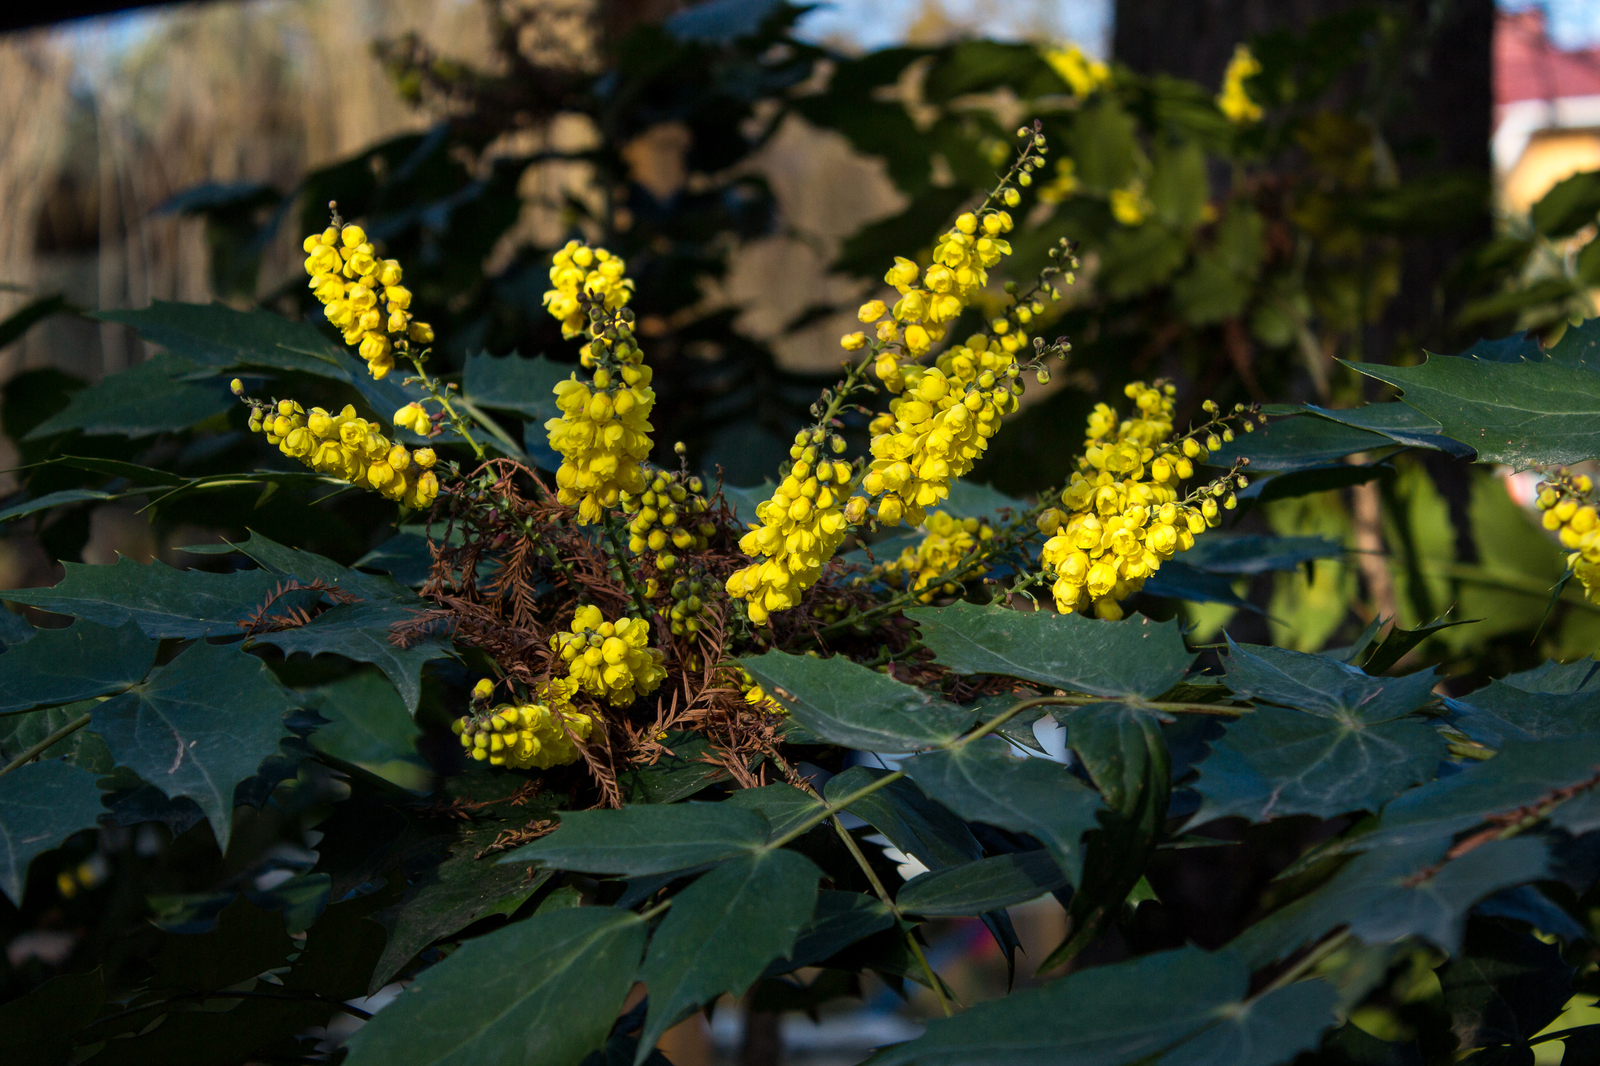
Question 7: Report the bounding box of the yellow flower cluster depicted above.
[882,511,995,601]
[623,471,715,572]
[725,430,857,625]
[247,398,440,509]
[303,223,433,380]
[845,209,1017,361]
[543,240,635,339]
[1037,383,1233,619]
[1218,44,1264,124]
[542,243,656,524]
[1538,472,1600,604]
[1042,44,1110,98]
[861,336,1022,527]
[552,605,667,706]
[451,680,594,769]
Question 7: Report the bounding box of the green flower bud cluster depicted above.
[622,471,715,572]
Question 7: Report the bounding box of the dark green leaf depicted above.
[149,895,294,991]
[903,739,1103,881]
[354,525,437,587]
[637,849,820,1059]
[1439,920,1573,1052]
[723,783,826,841]
[867,946,1244,1066]
[1231,837,1551,967]
[343,907,646,1066]
[498,804,768,876]
[910,601,1193,699]
[896,850,1066,916]
[1222,640,1439,721]
[0,701,110,770]
[1156,979,1340,1066]
[29,455,189,487]
[95,300,351,377]
[1359,618,1473,675]
[0,487,126,525]
[620,730,733,804]
[303,670,429,791]
[462,351,568,419]
[740,650,975,751]
[0,969,105,1066]
[0,759,104,904]
[1444,682,1600,745]
[1141,561,1257,609]
[91,641,301,851]
[1351,352,1600,467]
[939,480,1028,526]
[765,890,895,976]
[1502,658,1600,693]
[1206,413,1398,471]
[4,557,294,638]
[1303,403,1475,457]
[229,529,412,602]
[825,767,981,871]
[370,846,552,993]
[1181,534,1343,575]
[1531,170,1600,237]
[24,353,233,440]
[0,619,156,714]
[250,601,450,715]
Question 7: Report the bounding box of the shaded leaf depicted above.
[825,767,981,871]
[896,850,1067,916]
[741,651,974,752]
[1181,534,1344,575]
[95,300,350,378]
[1206,414,1399,472]
[1531,170,1600,237]
[723,783,825,841]
[1303,403,1475,458]
[0,969,105,1066]
[1222,640,1439,721]
[0,759,105,904]
[24,353,233,440]
[903,739,1102,881]
[462,351,568,419]
[910,601,1193,699]
[343,907,646,1066]
[498,804,768,876]
[1156,979,1340,1066]
[620,730,733,804]
[4,557,294,638]
[0,619,156,714]
[1231,837,1551,967]
[1444,682,1600,745]
[764,890,895,976]
[90,641,301,851]
[637,849,820,1059]
[251,601,451,715]
[303,670,429,791]
[149,895,294,991]
[0,487,126,525]
[1438,920,1573,1051]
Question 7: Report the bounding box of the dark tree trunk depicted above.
[1113,0,1494,364]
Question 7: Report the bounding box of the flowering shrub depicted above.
[5,17,1600,1066]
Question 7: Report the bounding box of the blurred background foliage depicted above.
[10,0,1600,1057]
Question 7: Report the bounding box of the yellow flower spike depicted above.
[302,216,431,380]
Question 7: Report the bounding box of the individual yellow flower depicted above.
[246,397,440,509]
[552,605,667,706]
[393,402,431,435]
[858,335,1021,528]
[1537,471,1600,604]
[882,511,995,600]
[725,430,856,626]
[1037,382,1237,619]
[1218,43,1263,124]
[543,240,635,339]
[302,222,433,380]
[452,679,595,769]
[1042,44,1110,98]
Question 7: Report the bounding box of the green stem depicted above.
[602,515,653,616]
[406,353,485,461]
[0,713,92,779]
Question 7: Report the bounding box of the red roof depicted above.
[1498,9,1600,106]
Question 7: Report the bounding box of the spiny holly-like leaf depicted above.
[765,890,895,976]
[909,601,1193,698]
[0,487,127,526]
[96,300,352,378]
[90,641,301,851]
[1155,979,1340,1066]
[1231,837,1552,968]
[1351,348,1600,467]
[303,670,429,791]
[895,850,1067,916]
[636,849,820,1061]
[498,804,769,876]
[251,601,451,715]
[1444,681,1600,745]
[1301,402,1476,457]
[1502,658,1600,693]
[229,530,413,602]
[825,767,981,870]
[0,619,156,714]
[1195,642,1446,823]
[343,907,646,1066]
[1369,734,1600,847]
[903,739,1102,881]
[620,730,732,804]
[868,947,1245,1066]
[0,759,105,904]
[723,783,826,841]
[1221,639,1440,720]
[3,557,297,638]
[1205,413,1400,471]
[740,650,975,751]
[1180,534,1344,575]
[24,353,234,440]
[369,847,552,994]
